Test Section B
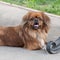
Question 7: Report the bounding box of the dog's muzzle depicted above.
[33,19,39,30]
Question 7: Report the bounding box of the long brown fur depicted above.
[0,11,50,50]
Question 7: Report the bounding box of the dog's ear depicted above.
[23,11,32,22]
[41,12,50,33]
[41,12,50,26]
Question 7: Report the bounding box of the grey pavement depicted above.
[0,1,60,60]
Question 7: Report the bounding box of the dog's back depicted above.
[0,26,24,47]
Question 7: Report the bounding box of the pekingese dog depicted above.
[0,11,50,50]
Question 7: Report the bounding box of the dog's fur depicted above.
[0,11,50,50]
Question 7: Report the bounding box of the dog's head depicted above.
[23,11,50,32]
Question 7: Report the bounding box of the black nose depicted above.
[34,19,38,25]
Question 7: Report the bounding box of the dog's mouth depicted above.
[33,24,39,30]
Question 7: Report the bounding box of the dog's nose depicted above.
[34,19,38,25]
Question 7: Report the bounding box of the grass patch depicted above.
[0,0,60,15]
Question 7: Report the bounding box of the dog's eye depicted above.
[35,16,37,18]
[37,17,42,20]
[30,18,34,20]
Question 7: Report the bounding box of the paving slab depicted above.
[0,1,60,60]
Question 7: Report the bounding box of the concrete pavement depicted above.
[0,1,60,60]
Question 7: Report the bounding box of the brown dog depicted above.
[0,11,50,50]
